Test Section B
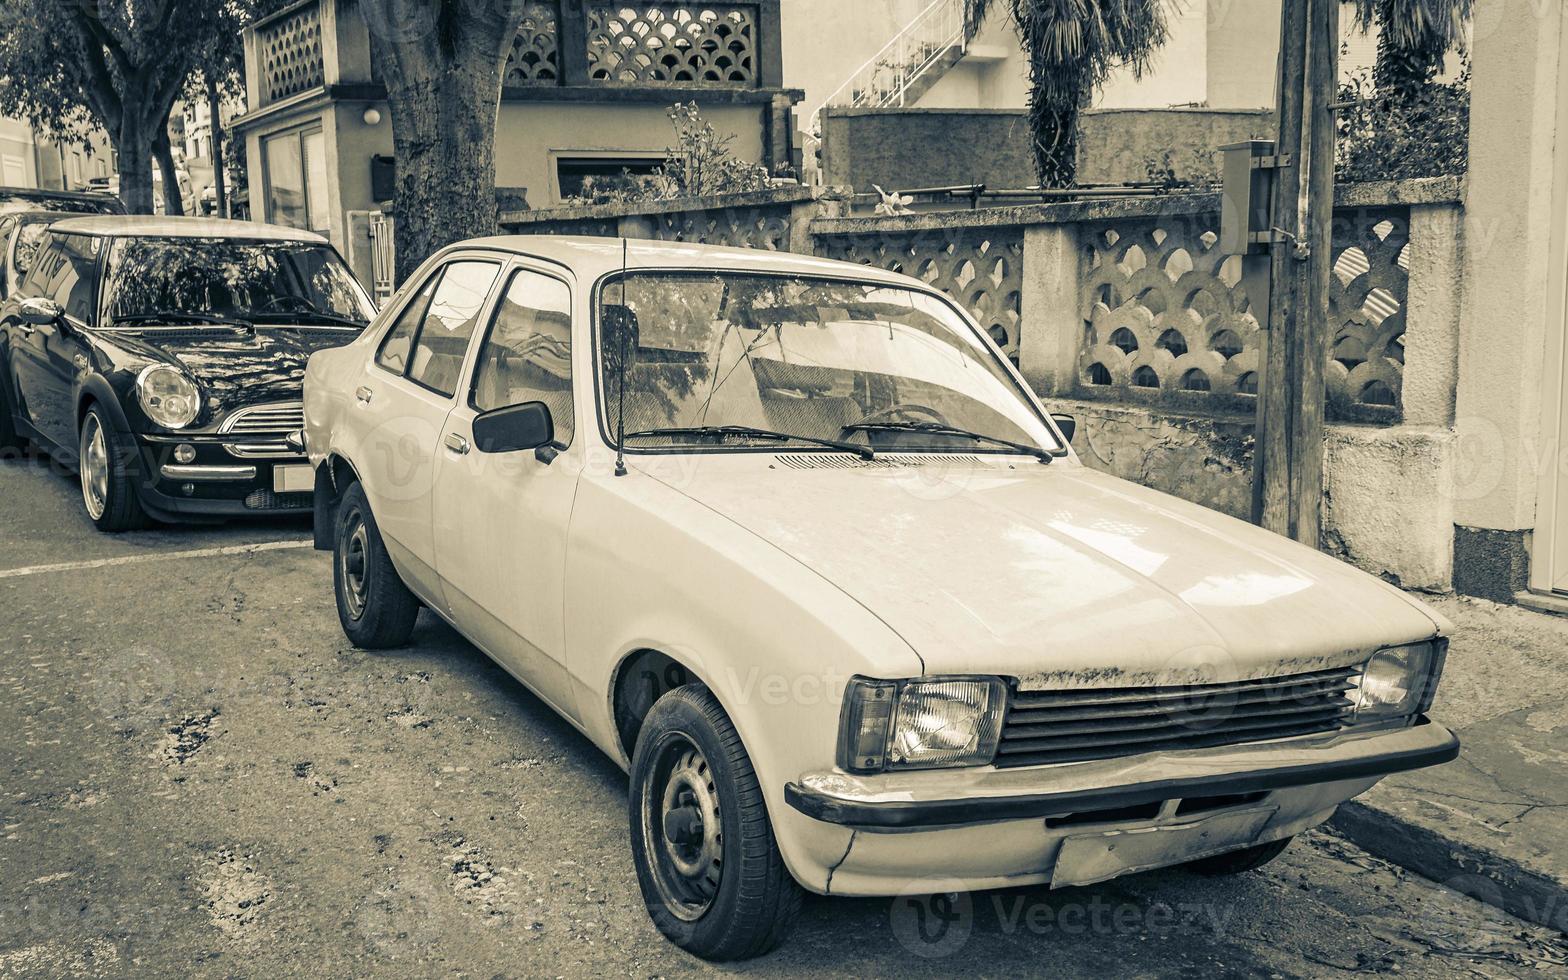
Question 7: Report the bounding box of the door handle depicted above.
[444,432,470,455]
[355,385,373,403]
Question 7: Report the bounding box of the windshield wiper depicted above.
[254,310,366,328]
[622,425,875,460]
[842,421,1052,463]
[112,310,252,329]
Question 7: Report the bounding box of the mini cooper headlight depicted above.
[1354,639,1447,721]
[137,364,200,429]
[838,676,1005,773]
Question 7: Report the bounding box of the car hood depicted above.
[644,456,1445,685]
[105,324,362,407]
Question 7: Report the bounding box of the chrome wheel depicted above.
[643,734,724,921]
[79,413,109,520]
[340,508,370,620]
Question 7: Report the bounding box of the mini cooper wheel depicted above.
[78,404,147,532]
[1185,836,1294,875]
[333,481,419,649]
[629,685,802,961]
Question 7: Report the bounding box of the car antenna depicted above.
[613,237,629,477]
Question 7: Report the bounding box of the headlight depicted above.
[137,364,200,429]
[1353,639,1447,721]
[838,676,1005,773]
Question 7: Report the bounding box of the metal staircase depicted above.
[812,0,969,125]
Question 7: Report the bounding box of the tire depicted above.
[333,480,419,649]
[1185,836,1293,875]
[78,404,148,532]
[0,381,24,455]
[629,684,803,961]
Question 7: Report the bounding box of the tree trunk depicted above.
[153,127,184,216]
[208,74,227,218]
[1025,86,1082,189]
[1022,58,1089,189]
[364,1,528,283]
[115,114,156,215]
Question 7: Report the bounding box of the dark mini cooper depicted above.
[0,216,376,530]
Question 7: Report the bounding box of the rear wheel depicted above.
[333,481,419,649]
[1185,836,1293,875]
[78,405,147,532]
[629,685,802,960]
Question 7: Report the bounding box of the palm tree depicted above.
[1350,0,1472,103]
[964,0,1169,188]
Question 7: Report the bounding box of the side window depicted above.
[376,271,439,375]
[472,269,574,444]
[24,233,100,321]
[406,260,499,396]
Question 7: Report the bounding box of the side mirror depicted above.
[19,296,63,326]
[1051,413,1077,444]
[472,401,554,455]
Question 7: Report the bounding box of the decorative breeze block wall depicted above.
[505,1,563,85]
[259,3,324,104]
[1075,207,1411,422]
[586,3,758,85]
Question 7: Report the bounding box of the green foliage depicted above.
[1142,149,1222,193]
[1336,60,1470,182]
[1349,0,1472,101]
[565,103,772,206]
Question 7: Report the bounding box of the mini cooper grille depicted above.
[220,402,304,435]
[994,666,1361,768]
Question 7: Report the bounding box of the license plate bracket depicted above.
[1049,805,1278,889]
[273,464,313,494]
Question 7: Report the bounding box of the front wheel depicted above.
[79,405,147,532]
[629,685,802,961]
[333,481,419,649]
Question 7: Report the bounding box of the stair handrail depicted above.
[809,0,968,129]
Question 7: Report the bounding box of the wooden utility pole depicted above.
[1253,0,1339,544]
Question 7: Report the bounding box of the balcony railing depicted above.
[249,0,785,109]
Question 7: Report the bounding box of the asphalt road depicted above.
[2,446,1566,978]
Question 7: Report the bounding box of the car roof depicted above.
[456,235,921,289]
[0,186,126,216]
[45,215,329,243]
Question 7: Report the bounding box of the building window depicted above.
[555,155,665,202]
[264,127,329,234]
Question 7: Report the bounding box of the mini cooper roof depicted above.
[45,215,330,244]
[456,235,921,290]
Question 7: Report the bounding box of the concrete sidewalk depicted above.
[1330,595,1568,935]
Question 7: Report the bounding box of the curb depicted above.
[1330,800,1568,936]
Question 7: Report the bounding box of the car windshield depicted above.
[102,237,375,326]
[598,272,1060,455]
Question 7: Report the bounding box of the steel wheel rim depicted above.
[642,733,723,921]
[340,509,370,620]
[80,414,109,520]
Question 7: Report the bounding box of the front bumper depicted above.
[132,435,313,518]
[785,718,1457,829]
[774,719,1457,896]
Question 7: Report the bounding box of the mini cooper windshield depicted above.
[103,237,375,328]
[599,272,1062,456]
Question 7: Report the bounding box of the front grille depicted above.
[995,666,1360,768]
[220,402,304,435]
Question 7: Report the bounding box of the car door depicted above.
[432,263,581,718]
[352,254,503,605]
[8,232,98,451]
